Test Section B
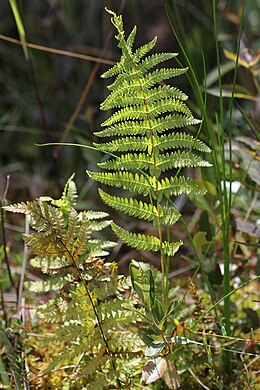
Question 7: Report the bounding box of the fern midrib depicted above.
[31,205,62,240]
[136,72,157,181]
[57,234,115,364]
[136,69,166,303]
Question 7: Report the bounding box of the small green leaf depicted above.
[130,263,155,309]
[152,299,165,323]
[193,231,211,252]
[145,340,165,357]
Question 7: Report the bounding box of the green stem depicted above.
[0,355,11,389]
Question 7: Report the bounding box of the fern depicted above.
[112,223,182,256]
[5,176,144,387]
[98,188,181,227]
[87,9,211,274]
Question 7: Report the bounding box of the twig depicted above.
[0,177,17,295]
[0,282,8,325]
[17,215,30,317]
[188,368,210,390]
[31,365,75,380]
[246,356,259,369]
[0,175,9,322]
[0,34,115,65]
[71,352,85,375]
[240,352,251,387]
[2,175,10,199]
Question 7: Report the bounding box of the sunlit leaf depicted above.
[142,357,180,389]
[193,231,211,252]
[207,85,260,101]
[142,357,167,384]
[145,340,165,357]
[223,48,260,77]
[205,61,236,87]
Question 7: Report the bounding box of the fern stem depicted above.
[58,237,120,381]
[157,208,166,307]
[165,212,171,301]
[0,199,18,296]
[136,71,167,307]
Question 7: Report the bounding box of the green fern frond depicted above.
[86,170,152,196]
[71,211,91,257]
[112,223,183,256]
[88,9,211,281]
[107,331,145,352]
[40,174,78,212]
[157,176,207,198]
[151,114,201,134]
[63,208,80,248]
[98,300,135,326]
[111,223,161,252]
[101,62,121,79]
[159,206,181,225]
[126,26,137,50]
[36,298,67,323]
[100,86,144,110]
[154,132,211,153]
[88,239,116,252]
[102,105,150,127]
[94,136,149,152]
[6,173,144,387]
[89,219,112,232]
[96,114,200,141]
[88,170,206,199]
[106,72,140,92]
[102,98,193,127]
[27,276,73,293]
[5,201,63,235]
[162,241,183,256]
[134,37,157,62]
[84,210,109,219]
[139,52,178,72]
[99,189,181,226]
[97,153,152,171]
[94,121,148,138]
[148,98,193,117]
[141,67,188,88]
[155,152,212,173]
[52,174,78,211]
[107,67,188,92]
[23,232,64,257]
[99,189,158,222]
[98,151,211,174]
[96,116,201,141]
[101,85,188,111]
[4,201,32,215]
[30,255,68,270]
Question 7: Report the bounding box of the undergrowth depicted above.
[0,4,259,390]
